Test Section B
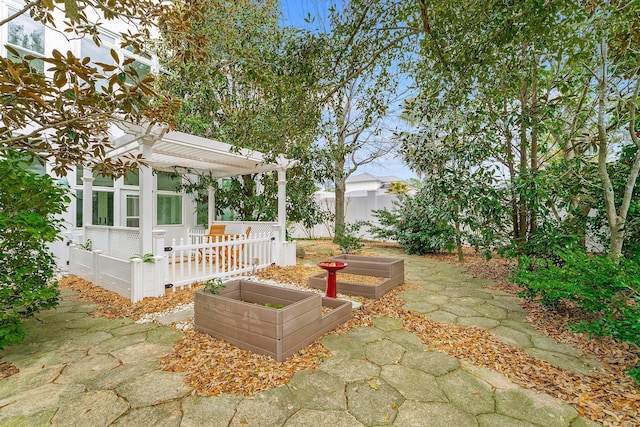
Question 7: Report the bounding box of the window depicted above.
[156,171,182,225]
[123,168,139,186]
[6,7,45,73]
[80,38,114,90]
[125,194,140,227]
[75,165,114,187]
[157,194,182,225]
[156,171,181,191]
[75,190,83,227]
[92,191,114,226]
[92,173,114,187]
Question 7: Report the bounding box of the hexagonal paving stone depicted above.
[181,395,242,427]
[384,330,425,351]
[115,370,192,408]
[283,410,365,427]
[55,353,121,383]
[394,401,478,427]
[401,351,460,376]
[365,339,406,365]
[373,316,403,331]
[424,310,458,324]
[380,365,446,402]
[346,378,404,425]
[403,301,439,313]
[231,385,299,426]
[489,326,533,348]
[321,334,366,360]
[495,389,578,427]
[288,370,346,411]
[111,400,182,427]
[343,326,386,343]
[0,383,85,419]
[437,370,495,415]
[473,303,508,320]
[456,316,501,329]
[50,390,128,426]
[317,358,381,382]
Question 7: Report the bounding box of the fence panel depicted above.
[165,232,275,290]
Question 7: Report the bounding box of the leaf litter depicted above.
[57,246,640,426]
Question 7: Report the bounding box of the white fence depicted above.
[69,246,163,302]
[83,225,141,259]
[164,232,275,289]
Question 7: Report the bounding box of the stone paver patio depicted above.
[0,248,602,426]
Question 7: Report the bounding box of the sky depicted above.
[279,0,417,181]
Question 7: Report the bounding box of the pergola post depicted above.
[207,186,215,226]
[139,143,154,255]
[277,167,287,244]
[82,166,94,227]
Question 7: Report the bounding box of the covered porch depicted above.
[68,122,297,302]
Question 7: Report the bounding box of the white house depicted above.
[2,3,297,301]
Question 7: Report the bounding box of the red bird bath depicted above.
[318,261,348,298]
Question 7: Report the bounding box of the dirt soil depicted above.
[17,243,640,426]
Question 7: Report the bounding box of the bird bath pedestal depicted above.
[318,261,348,298]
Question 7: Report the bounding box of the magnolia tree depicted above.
[0,0,165,347]
[1,0,166,177]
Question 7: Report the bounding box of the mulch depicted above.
[3,245,639,425]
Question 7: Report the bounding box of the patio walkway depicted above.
[0,248,601,426]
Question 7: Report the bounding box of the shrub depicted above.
[514,251,640,382]
[334,222,364,254]
[368,195,455,255]
[0,154,69,348]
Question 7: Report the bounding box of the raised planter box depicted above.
[308,254,404,299]
[194,279,351,361]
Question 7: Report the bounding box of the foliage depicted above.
[311,0,411,234]
[129,253,155,263]
[203,277,225,295]
[588,144,640,258]
[0,153,69,348]
[77,239,92,251]
[334,222,364,254]
[1,0,165,177]
[514,251,640,381]
[154,0,324,227]
[369,194,455,255]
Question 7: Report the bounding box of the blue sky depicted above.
[279,0,417,181]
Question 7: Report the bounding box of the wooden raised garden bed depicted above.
[194,279,352,361]
[308,254,404,299]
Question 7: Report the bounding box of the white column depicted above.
[82,166,94,227]
[207,186,215,226]
[139,144,154,254]
[277,168,287,244]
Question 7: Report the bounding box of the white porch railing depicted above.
[84,225,141,259]
[188,221,279,243]
[164,232,275,290]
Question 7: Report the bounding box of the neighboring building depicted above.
[290,173,411,239]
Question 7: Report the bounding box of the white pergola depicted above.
[82,121,296,255]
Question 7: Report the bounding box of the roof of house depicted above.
[346,173,405,184]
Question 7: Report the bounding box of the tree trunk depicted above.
[518,73,529,248]
[504,100,519,242]
[455,207,464,263]
[595,39,624,260]
[334,170,346,242]
[529,59,539,235]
